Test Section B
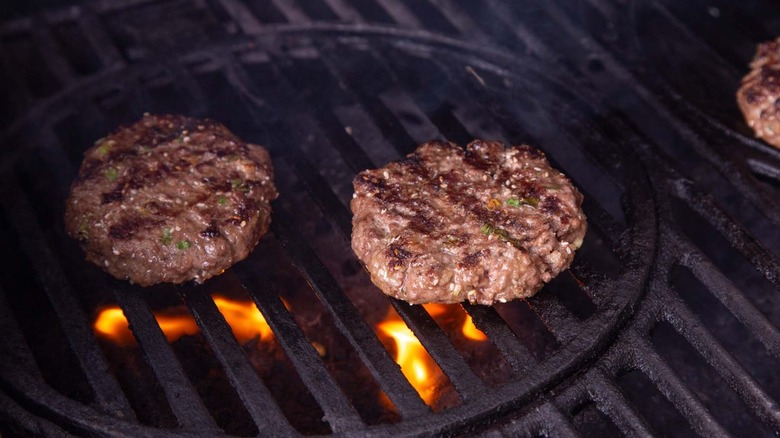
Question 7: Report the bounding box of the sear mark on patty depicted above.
[200,222,221,238]
[109,216,159,240]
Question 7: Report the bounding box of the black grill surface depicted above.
[0,1,778,437]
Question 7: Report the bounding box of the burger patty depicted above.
[64,114,277,286]
[737,36,780,149]
[351,140,587,305]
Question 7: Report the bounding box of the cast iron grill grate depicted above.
[0,1,778,436]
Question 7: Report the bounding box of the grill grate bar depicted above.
[537,402,580,437]
[650,2,743,74]
[267,0,310,24]
[489,0,562,57]
[0,288,78,436]
[236,268,366,433]
[177,284,295,435]
[673,180,780,288]
[166,62,213,122]
[678,241,780,358]
[426,0,493,45]
[29,16,76,88]
[280,148,353,237]
[0,39,34,120]
[376,43,484,145]
[528,290,581,344]
[270,206,429,417]
[500,401,579,437]
[265,52,382,172]
[389,299,487,401]
[663,291,780,429]
[447,0,535,55]
[0,175,135,420]
[317,0,362,23]
[75,6,125,69]
[214,0,264,34]
[372,0,420,27]
[0,286,46,380]
[112,283,218,431]
[314,43,420,155]
[631,335,730,436]
[748,157,780,184]
[461,303,535,373]
[567,261,612,310]
[585,369,655,436]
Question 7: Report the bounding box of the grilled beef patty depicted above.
[737,37,780,149]
[351,140,587,305]
[64,114,277,286]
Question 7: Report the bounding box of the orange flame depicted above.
[94,308,138,346]
[423,304,487,341]
[377,315,440,404]
[462,314,487,341]
[94,296,274,346]
[212,297,274,342]
[376,304,487,404]
[423,303,447,317]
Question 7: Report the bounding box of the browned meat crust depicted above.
[64,114,277,286]
[350,140,587,305]
[737,37,780,148]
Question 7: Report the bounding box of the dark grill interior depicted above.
[1,0,779,436]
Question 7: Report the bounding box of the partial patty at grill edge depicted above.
[737,36,780,149]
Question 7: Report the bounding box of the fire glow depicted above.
[377,304,487,404]
[93,296,273,346]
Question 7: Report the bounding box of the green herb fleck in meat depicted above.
[506,197,539,207]
[78,217,90,241]
[161,228,173,245]
[218,195,227,205]
[231,178,250,193]
[105,167,119,182]
[97,141,112,157]
[481,222,524,250]
[522,197,540,207]
[175,240,191,250]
